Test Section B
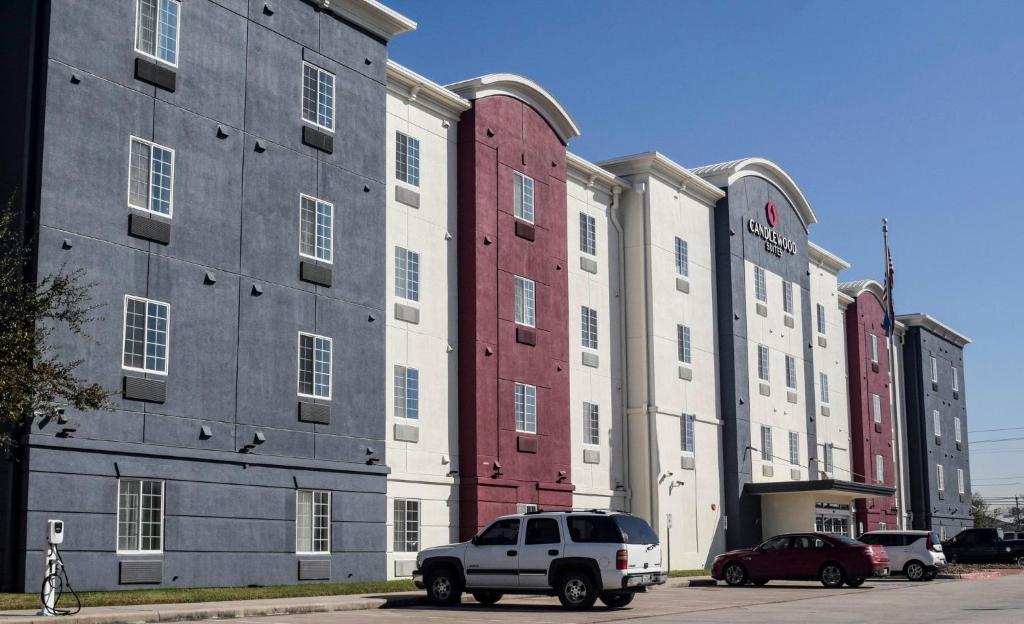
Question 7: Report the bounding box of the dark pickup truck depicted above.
[942,528,1024,565]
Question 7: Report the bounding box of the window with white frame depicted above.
[875,454,884,483]
[754,266,767,302]
[675,237,689,277]
[299,194,333,263]
[298,333,331,399]
[393,365,419,420]
[135,0,180,66]
[757,345,770,382]
[580,212,596,256]
[760,425,773,462]
[117,479,163,552]
[872,393,882,423]
[782,281,794,314]
[933,409,941,437]
[823,443,834,474]
[513,171,534,223]
[678,325,692,365]
[957,468,965,494]
[583,402,599,446]
[681,414,695,455]
[954,417,962,444]
[940,525,947,541]
[393,498,420,552]
[122,296,169,374]
[301,61,335,132]
[514,276,535,327]
[952,366,959,391]
[581,306,598,350]
[937,464,945,491]
[785,355,797,390]
[395,247,420,302]
[515,383,537,433]
[816,303,826,335]
[930,355,938,383]
[395,132,420,186]
[820,372,830,404]
[870,334,879,363]
[879,522,888,530]
[788,431,799,465]
[296,490,330,553]
[128,137,174,216]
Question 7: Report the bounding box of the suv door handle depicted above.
[506,550,517,556]
[548,549,559,556]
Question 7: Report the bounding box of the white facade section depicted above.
[384,62,468,579]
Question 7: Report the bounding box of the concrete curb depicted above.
[937,569,1024,581]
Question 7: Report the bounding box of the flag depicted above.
[882,220,896,336]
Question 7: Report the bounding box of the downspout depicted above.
[609,185,629,511]
[637,181,658,528]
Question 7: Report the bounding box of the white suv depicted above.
[858,530,947,581]
[413,510,665,610]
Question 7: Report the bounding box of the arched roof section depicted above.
[691,157,817,229]
[839,279,886,307]
[446,73,581,145]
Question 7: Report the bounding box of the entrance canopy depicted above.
[748,480,896,540]
[747,479,895,499]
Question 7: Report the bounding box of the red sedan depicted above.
[711,532,890,588]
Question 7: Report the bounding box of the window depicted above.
[933,410,941,437]
[878,522,888,531]
[117,479,163,552]
[754,266,767,302]
[135,0,180,66]
[785,355,797,390]
[299,194,333,263]
[957,468,965,495]
[681,414,695,454]
[940,526,947,541]
[301,61,335,132]
[824,444,835,474]
[875,454,884,483]
[395,247,420,302]
[296,490,330,554]
[515,382,537,433]
[128,137,174,216]
[937,464,945,491]
[820,372,830,404]
[525,518,561,545]
[393,499,420,552]
[952,366,959,391]
[870,334,879,363]
[567,515,621,543]
[583,402,599,446]
[782,281,794,314]
[675,237,689,277]
[788,431,799,465]
[393,365,419,420]
[513,171,534,223]
[395,132,420,186]
[122,296,169,374]
[581,306,598,350]
[514,276,535,327]
[298,333,332,399]
[872,394,882,423]
[761,425,773,462]
[930,355,938,383]
[955,417,962,444]
[580,213,596,256]
[516,503,539,514]
[816,303,826,335]
[678,325,692,365]
[476,518,520,546]
[757,345,770,382]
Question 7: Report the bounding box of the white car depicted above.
[413,510,665,610]
[858,530,947,581]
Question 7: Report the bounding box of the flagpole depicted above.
[883,219,908,530]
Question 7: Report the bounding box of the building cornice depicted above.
[566,152,630,194]
[839,279,885,308]
[597,152,725,206]
[808,241,850,274]
[897,313,971,347]
[319,0,416,43]
[386,60,470,121]
[445,73,581,144]
[691,157,817,229]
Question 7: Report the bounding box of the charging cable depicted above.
[39,546,81,616]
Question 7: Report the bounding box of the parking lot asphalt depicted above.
[218,575,1024,624]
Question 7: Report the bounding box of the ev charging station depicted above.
[38,519,79,616]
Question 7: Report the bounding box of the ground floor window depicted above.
[394,499,420,553]
[296,490,330,553]
[815,502,852,537]
[117,479,164,552]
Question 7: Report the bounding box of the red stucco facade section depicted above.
[845,291,900,531]
[456,95,572,539]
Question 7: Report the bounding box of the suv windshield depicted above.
[615,515,659,545]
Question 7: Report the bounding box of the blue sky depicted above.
[386,0,1024,502]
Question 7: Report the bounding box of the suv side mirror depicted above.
[470,535,479,545]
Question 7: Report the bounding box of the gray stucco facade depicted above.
[0,0,400,591]
[901,322,973,538]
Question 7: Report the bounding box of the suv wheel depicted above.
[425,567,462,606]
[819,562,846,588]
[557,571,598,610]
[1016,556,1024,568]
[904,560,926,581]
[598,592,635,608]
[723,562,748,587]
[471,591,502,606]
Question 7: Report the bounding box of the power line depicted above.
[970,436,1024,445]
[971,448,1024,454]
[969,426,1024,434]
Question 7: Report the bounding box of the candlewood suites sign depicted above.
[748,201,797,257]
